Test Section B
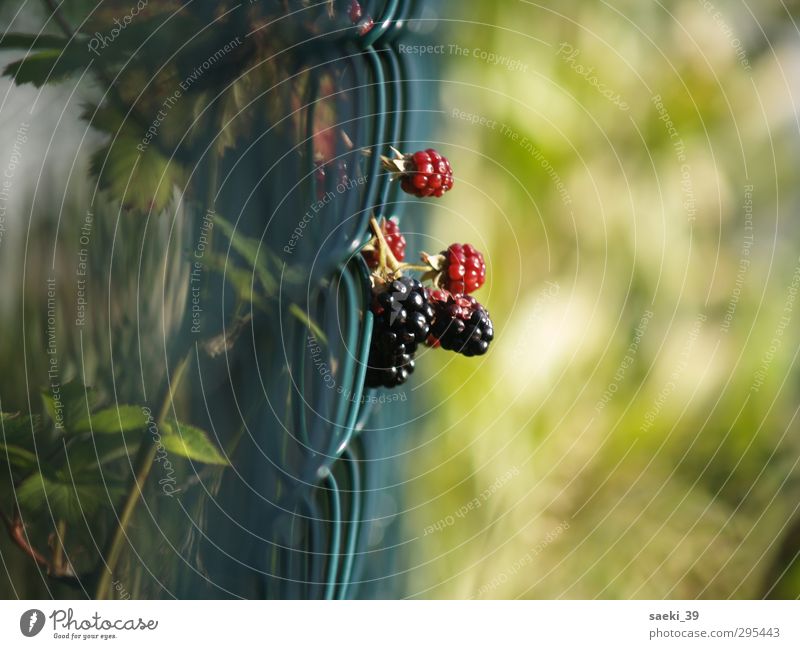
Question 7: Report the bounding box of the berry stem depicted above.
[360,147,408,174]
[420,251,445,271]
[369,216,401,273]
[380,156,406,174]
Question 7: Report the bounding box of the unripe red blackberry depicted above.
[427,289,494,357]
[349,0,362,22]
[401,149,454,198]
[357,17,374,35]
[382,148,454,198]
[348,0,374,35]
[362,217,406,269]
[438,243,486,294]
[366,277,434,388]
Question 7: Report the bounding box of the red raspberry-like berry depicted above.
[399,149,454,198]
[438,243,486,294]
[362,217,406,268]
[349,0,363,22]
[357,16,374,35]
[349,0,374,35]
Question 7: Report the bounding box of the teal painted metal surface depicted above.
[289,0,423,600]
[197,0,426,600]
[147,0,435,600]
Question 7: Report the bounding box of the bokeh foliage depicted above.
[405,0,800,598]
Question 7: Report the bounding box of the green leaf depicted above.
[4,49,62,86]
[289,303,327,345]
[0,412,42,449]
[1,413,51,477]
[0,443,37,471]
[205,253,267,310]
[81,102,124,137]
[89,134,186,213]
[214,216,277,295]
[214,216,259,265]
[41,380,97,432]
[72,405,148,435]
[276,256,306,288]
[161,420,229,466]
[62,433,140,471]
[0,33,70,50]
[16,470,123,522]
[3,40,93,87]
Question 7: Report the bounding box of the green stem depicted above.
[203,133,220,255]
[95,118,222,600]
[289,303,327,345]
[41,0,73,37]
[52,519,66,575]
[94,353,191,599]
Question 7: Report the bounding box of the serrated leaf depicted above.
[0,33,70,50]
[16,471,123,522]
[161,420,229,466]
[90,134,186,213]
[4,50,62,86]
[3,40,93,87]
[72,405,148,435]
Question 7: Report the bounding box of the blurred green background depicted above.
[403,0,800,598]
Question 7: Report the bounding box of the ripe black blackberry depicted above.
[365,276,434,388]
[428,290,494,357]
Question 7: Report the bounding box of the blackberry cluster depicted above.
[428,290,494,357]
[365,277,434,388]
